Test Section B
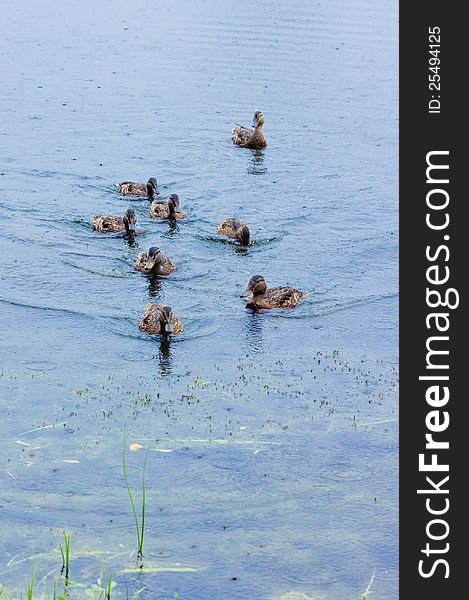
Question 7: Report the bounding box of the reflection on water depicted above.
[234,244,249,256]
[147,275,162,298]
[125,234,138,249]
[164,220,180,237]
[157,336,173,376]
[247,149,267,175]
[244,310,264,354]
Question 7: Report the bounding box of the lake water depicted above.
[0,0,398,598]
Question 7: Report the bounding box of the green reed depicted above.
[100,568,113,600]
[122,429,149,564]
[0,585,12,599]
[362,568,375,599]
[24,562,34,600]
[59,531,71,579]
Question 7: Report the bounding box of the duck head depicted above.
[238,224,250,246]
[123,208,137,233]
[145,246,162,270]
[253,111,265,129]
[241,275,267,297]
[147,177,158,199]
[168,193,180,216]
[160,305,174,334]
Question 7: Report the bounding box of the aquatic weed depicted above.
[99,568,114,599]
[0,585,13,599]
[362,568,375,599]
[24,562,34,600]
[45,577,66,600]
[122,428,149,565]
[59,531,71,579]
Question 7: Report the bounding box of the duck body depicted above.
[149,194,185,220]
[91,208,137,234]
[217,219,250,246]
[135,247,176,276]
[232,111,267,149]
[117,177,158,199]
[241,275,308,310]
[139,304,183,335]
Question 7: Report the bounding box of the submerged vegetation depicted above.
[0,431,190,598]
[1,434,156,599]
[0,533,105,600]
[1,355,395,598]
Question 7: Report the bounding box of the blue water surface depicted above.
[0,1,398,598]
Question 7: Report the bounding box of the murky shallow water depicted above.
[0,0,398,598]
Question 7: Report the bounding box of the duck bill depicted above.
[128,223,136,233]
[145,258,157,271]
[163,321,173,334]
[240,288,253,298]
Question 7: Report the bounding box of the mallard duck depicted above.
[117,177,158,199]
[139,304,183,335]
[91,208,137,234]
[134,247,176,276]
[232,111,267,149]
[149,194,185,220]
[217,219,250,246]
[241,275,308,310]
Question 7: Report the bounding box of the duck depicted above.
[91,208,137,234]
[217,219,251,246]
[117,177,158,200]
[241,275,308,310]
[149,193,185,220]
[134,247,176,276]
[139,304,183,335]
[232,111,267,149]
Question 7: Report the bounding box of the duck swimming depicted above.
[91,208,137,234]
[217,219,251,246]
[135,247,176,276]
[241,275,308,310]
[139,304,183,336]
[117,177,158,199]
[149,194,185,220]
[232,111,267,149]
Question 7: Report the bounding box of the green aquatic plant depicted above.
[122,429,149,564]
[44,578,66,600]
[60,574,116,600]
[59,531,71,579]
[100,568,114,600]
[362,568,376,599]
[0,585,13,599]
[24,562,34,600]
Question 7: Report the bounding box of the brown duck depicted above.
[91,208,137,234]
[217,219,251,246]
[134,247,176,276]
[232,111,267,149]
[241,275,308,310]
[117,177,158,199]
[139,304,183,336]
[149,194,185,220]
